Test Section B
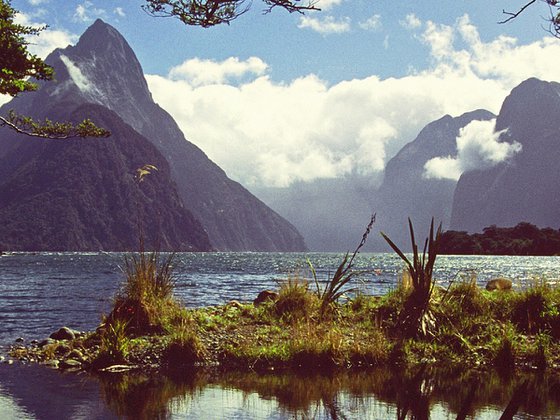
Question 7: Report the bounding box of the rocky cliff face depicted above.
[450,78,560,232]
[0,103,211,251]
[0,19,306,251]
[373,110,495,249]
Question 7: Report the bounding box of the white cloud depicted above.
[359,14,381,31]
[298,15,351,34]
[168,57,268,86]
[114,7,126,17]
[0,94,11,107]
[401,13,422,30]
[316,0,343,10]
[14,12,77,58]
[28,0,48,5]
[73,1,106,23]
[146,15,560,188]
[424,119,522,180]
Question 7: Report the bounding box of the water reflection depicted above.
[93,366,560,419]
[1,362,560,418]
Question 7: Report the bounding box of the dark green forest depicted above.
[439,222,560,255]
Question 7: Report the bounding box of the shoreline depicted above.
[6,281,560,375]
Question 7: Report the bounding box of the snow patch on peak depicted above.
[59,54,95,94]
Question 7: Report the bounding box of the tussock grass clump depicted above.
[511,280,560,335]
[274,277,318,322]
[163,320,207,367]
[108,250,182,335]
[311,214,376,319]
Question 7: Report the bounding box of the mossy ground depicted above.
[10,277,560,373]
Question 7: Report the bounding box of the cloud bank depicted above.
[424,119,522,181]
[146,14,560,188]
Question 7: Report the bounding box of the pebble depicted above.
[60,359,81,369]
[45,360,60,369]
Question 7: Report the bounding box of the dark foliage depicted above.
[440,222,560,255]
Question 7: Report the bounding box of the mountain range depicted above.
[1,20,558,252]
[257,78,560,251]
[0,19,306,252]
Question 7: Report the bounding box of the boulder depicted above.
[486,278,513,291]
[50,327,80,341]
[253,290,279,306]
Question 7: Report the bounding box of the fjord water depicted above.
[1,252,559,419]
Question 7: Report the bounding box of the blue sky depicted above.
[8,0,560,188]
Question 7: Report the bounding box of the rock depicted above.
[50,327,79,341]
[3,359,13,365]
[253,290,279,306]
[0,356,4,362]
[55,344,71,356]
[99,364,138,373]
[226,300,243,310]
[67,349,85,362]
[15,337,24,343]
[60,359,81,369]
[30,339,39,345]
[39,338,57,347]
[45,360,60,369]
[486,278,513,291]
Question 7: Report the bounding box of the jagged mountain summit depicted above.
[371,109,495,249]
[0,19,306,251]
[450,78,560,232]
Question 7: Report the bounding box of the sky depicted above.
[7,0,560,188]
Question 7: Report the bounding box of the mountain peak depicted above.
[496,77,560,137]
[75,19,128,55]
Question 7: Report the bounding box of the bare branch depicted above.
[499,0,537,24]
[262,0,320,14]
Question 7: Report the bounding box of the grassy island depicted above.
[8,219,560,374]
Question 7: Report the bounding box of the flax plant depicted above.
[381,218,442,338]
[310,214,376,318]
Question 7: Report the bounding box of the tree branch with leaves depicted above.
[142,0,319,27]
[0,0,108,139]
